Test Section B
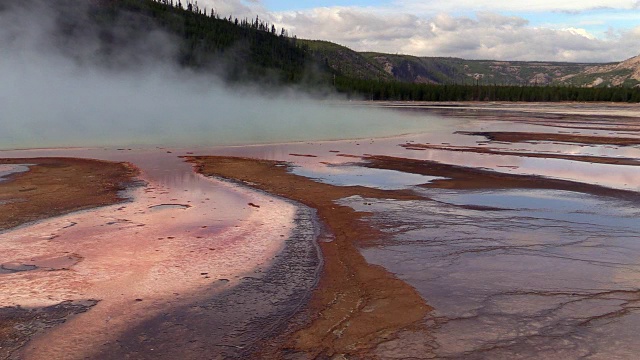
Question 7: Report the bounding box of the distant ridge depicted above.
[560,55,640,88]
[302,40,637,88]
[362,54,596,86]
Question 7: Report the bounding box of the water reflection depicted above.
[205,113,640,192]
[291,165,443,190]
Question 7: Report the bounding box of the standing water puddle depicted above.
[0,164,31,182]
[291,165,444,190]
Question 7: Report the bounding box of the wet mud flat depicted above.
[0,158,139,231]
[362,155,640,201]
[188,156,431,359]
[364,101,640,122]
[399,143,640,166]
[457,131,640,146]
[343,187,640,359]
[189,151,640,359]
[0,153,322,359]
[1,102,639,359]
[188,103,640,358]
[0,300,99,360]
[344,109,640,358]
[95,204,321,360]
[0,158,138,359]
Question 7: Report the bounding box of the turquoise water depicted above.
[0,99,454,150]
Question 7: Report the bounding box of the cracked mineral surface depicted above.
[341,189,640,359]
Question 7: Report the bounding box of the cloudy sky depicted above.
[197,0,640,63]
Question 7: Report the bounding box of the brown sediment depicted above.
[0,157,138,358]
[0,157,139,232]
[289,153,319,158]
[457,131,640,146]
[522,121,640,133]
[400,143,640,166]
[186,156,432,359]
[336,154,362,158]
[364,155,640,200]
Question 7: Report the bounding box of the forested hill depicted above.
[29,0,326,84]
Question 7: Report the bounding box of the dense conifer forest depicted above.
[334,76,640,102]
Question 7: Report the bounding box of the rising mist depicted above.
[0,0,441,150]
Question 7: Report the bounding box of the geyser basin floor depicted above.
[0,152,320,359]
[343,188,640,359]
[0,158,138,231]
[187,156,431,358]
[185,103,640,358]
[2,102,640,359]
[0,157,138,359]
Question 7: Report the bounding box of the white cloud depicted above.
[563,27,598,39]
[276,8,640,62]
[194,0,640,62]
[396,0,637,14]
[196,0,261,18]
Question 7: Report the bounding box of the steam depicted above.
[0,0,436,151]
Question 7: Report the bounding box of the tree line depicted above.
[334,76,640,102]
[102,0,310,82]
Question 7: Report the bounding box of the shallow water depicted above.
[0,100,454,150]
[429,188,640,227]
[0,164,30,182]
[291,164,443,190]
[341,189,640,359]
[205,113,640,192]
